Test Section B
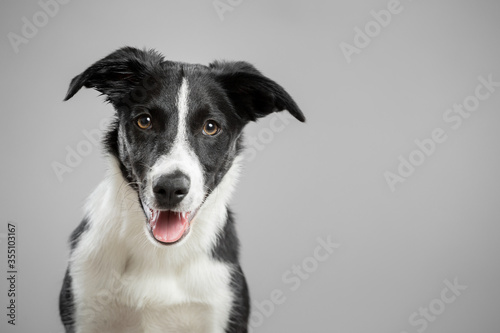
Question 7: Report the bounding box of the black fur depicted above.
[209,61,305,122]
[60,46,304,332]
[226,266,250,333]
[212,210,250,332]
[59,218,88,333]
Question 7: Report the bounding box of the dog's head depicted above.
[65,47,304,246]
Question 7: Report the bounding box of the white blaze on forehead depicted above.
[176,77,190,144]
[147,77,205,211]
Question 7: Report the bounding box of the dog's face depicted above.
[65,47,304,246]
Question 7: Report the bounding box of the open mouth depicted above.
[147,209,193,244]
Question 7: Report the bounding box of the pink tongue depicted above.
[151,211,188,243]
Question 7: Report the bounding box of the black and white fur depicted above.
[59,47,305,333]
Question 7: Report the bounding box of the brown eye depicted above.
[203,120,220,136]
[136,115,152,129]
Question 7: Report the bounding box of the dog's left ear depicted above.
[209,61,305,123]
[64,47,164,103]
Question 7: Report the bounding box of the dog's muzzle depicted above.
[144,171,196,244]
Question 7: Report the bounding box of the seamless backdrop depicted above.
[1,0,500,332]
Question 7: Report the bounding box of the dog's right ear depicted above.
[64,47,164,103]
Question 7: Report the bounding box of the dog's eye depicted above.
[203,120,220,136]
[136,115,152,130]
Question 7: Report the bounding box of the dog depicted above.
[59,46,305,333]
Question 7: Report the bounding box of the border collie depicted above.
[59,47,305,333]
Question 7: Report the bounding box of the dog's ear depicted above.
[64,47,164,103]
[209,61,305,122]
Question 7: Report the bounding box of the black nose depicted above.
[152,171,191,208]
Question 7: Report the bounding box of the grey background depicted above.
[1,0,500,332]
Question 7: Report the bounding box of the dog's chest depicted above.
[74,250,234,333]
[122,255,233,306]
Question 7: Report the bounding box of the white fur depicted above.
[69,77,245,333]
